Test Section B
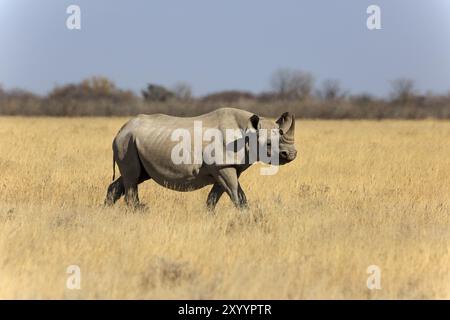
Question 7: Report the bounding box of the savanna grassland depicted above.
[0,117,449,299]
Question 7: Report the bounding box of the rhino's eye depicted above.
[279,129,283,135]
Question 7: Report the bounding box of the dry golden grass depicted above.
[0,117,449,299]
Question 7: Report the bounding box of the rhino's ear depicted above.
[247,114,260,131]
[276,112,295,136]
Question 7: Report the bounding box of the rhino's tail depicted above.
[112,152,116,181]
[112,139,116,181]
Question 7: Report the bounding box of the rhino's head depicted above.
[247,112,297,165]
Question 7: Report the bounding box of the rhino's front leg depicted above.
[237,183,248,209]
[206,183,224,211]
[214,167,248,210]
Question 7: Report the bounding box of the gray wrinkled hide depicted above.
[105,107,297,210]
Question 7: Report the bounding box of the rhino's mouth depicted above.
[266,157,290,166]
[279,149,297,162]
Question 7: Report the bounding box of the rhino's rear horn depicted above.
[276,112,295,141]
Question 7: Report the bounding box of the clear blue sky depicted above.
[1,0,449,97]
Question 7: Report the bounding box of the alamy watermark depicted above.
[367,5,381,30]
[366,265,382,290]
[66,5,81,30]
[66,265,81,290]
[170,122,281,175]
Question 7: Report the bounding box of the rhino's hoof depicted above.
[133,203,147,212]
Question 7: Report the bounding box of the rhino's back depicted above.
[134,107,252,130]
[128,108,252,149]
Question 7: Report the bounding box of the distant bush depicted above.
[316,79,347,101]
[0,88,43,115]
[172,82,193,101]
[0,75,449,119]
[142,83,175,102]
[256,91,278,103]
[270,68,314,100]
[390,78,416,104]
[201,90,255,104]
[41,77,138,116]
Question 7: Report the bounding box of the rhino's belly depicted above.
[152,176,214,192]
[140,159,214,192]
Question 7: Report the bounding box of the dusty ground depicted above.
[0,117,449,299]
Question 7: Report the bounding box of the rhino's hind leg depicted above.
[105,177,125,206]
[113,135,152,210]
[124,184,140,208]
[123,161,151,209]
